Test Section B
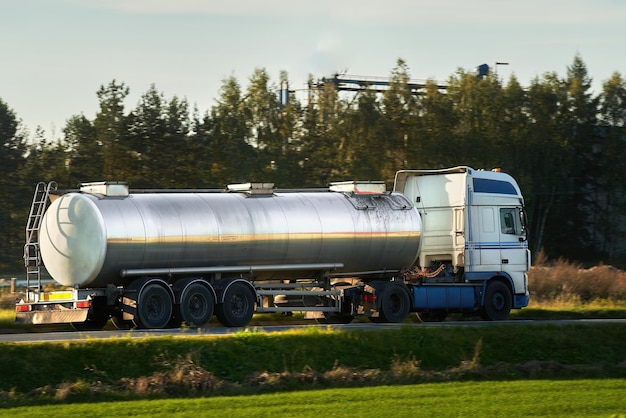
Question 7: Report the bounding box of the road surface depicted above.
[1,319,624,343]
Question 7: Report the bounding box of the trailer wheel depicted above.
[179,282,214,327]
[481,281,512,321]
[378,283,411,323]
[216,282,255,327]
[134,282,174,329]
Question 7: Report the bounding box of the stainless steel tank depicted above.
[39,188,422,287]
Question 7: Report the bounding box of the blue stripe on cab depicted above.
[465,242,528,249]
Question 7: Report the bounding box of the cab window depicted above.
[500,208,517,235]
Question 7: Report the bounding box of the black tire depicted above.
[216,282,255,327]
[179,282,214,327]
[416,310,448,322]
[378,283,411,323]
[133,283,174,329]
[481,281,512,321]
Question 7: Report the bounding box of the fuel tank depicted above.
[39,186,422,288]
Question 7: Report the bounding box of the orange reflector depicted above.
[76,300,91,309]
[16,304,31,312]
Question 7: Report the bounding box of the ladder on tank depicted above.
[23,181,57,294]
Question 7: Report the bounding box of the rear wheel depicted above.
[178,282,214,327]
[481,281,512,321]
[378,283,411,323]
[216,282,255,327]
[133,282,174,329]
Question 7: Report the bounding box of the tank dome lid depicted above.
[329,181,386,194]
[80,181,129,197]
[226,182,275,195]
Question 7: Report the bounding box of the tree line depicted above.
[1,55,626,270]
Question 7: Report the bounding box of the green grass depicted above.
[3,379,625,417]
[1,324,626,408]
[2,265,626,411]
[510,300,626,320]
[0,309,15,326]
[2,269,626,413]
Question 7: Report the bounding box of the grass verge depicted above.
[2,379,626,417]
[1,324,625,407]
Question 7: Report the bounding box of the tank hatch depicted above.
[226,182,275,195]
[329,181,386,194]
[80,181,129,197]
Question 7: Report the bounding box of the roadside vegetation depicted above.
[1,324,626,409]
[1,258,625,412]
[0,255,626,416]
[512,254,626,320]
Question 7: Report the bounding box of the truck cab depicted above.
[394,166,530,319]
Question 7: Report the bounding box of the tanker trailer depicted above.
[17,180,422,329]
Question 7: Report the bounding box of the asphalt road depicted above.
[1,319,624,343]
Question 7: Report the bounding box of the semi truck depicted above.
[16,166,530,330]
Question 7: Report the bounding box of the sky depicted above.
[2,0,626,136]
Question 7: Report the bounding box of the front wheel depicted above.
[481,281,512,321]
[216,282,255,327]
